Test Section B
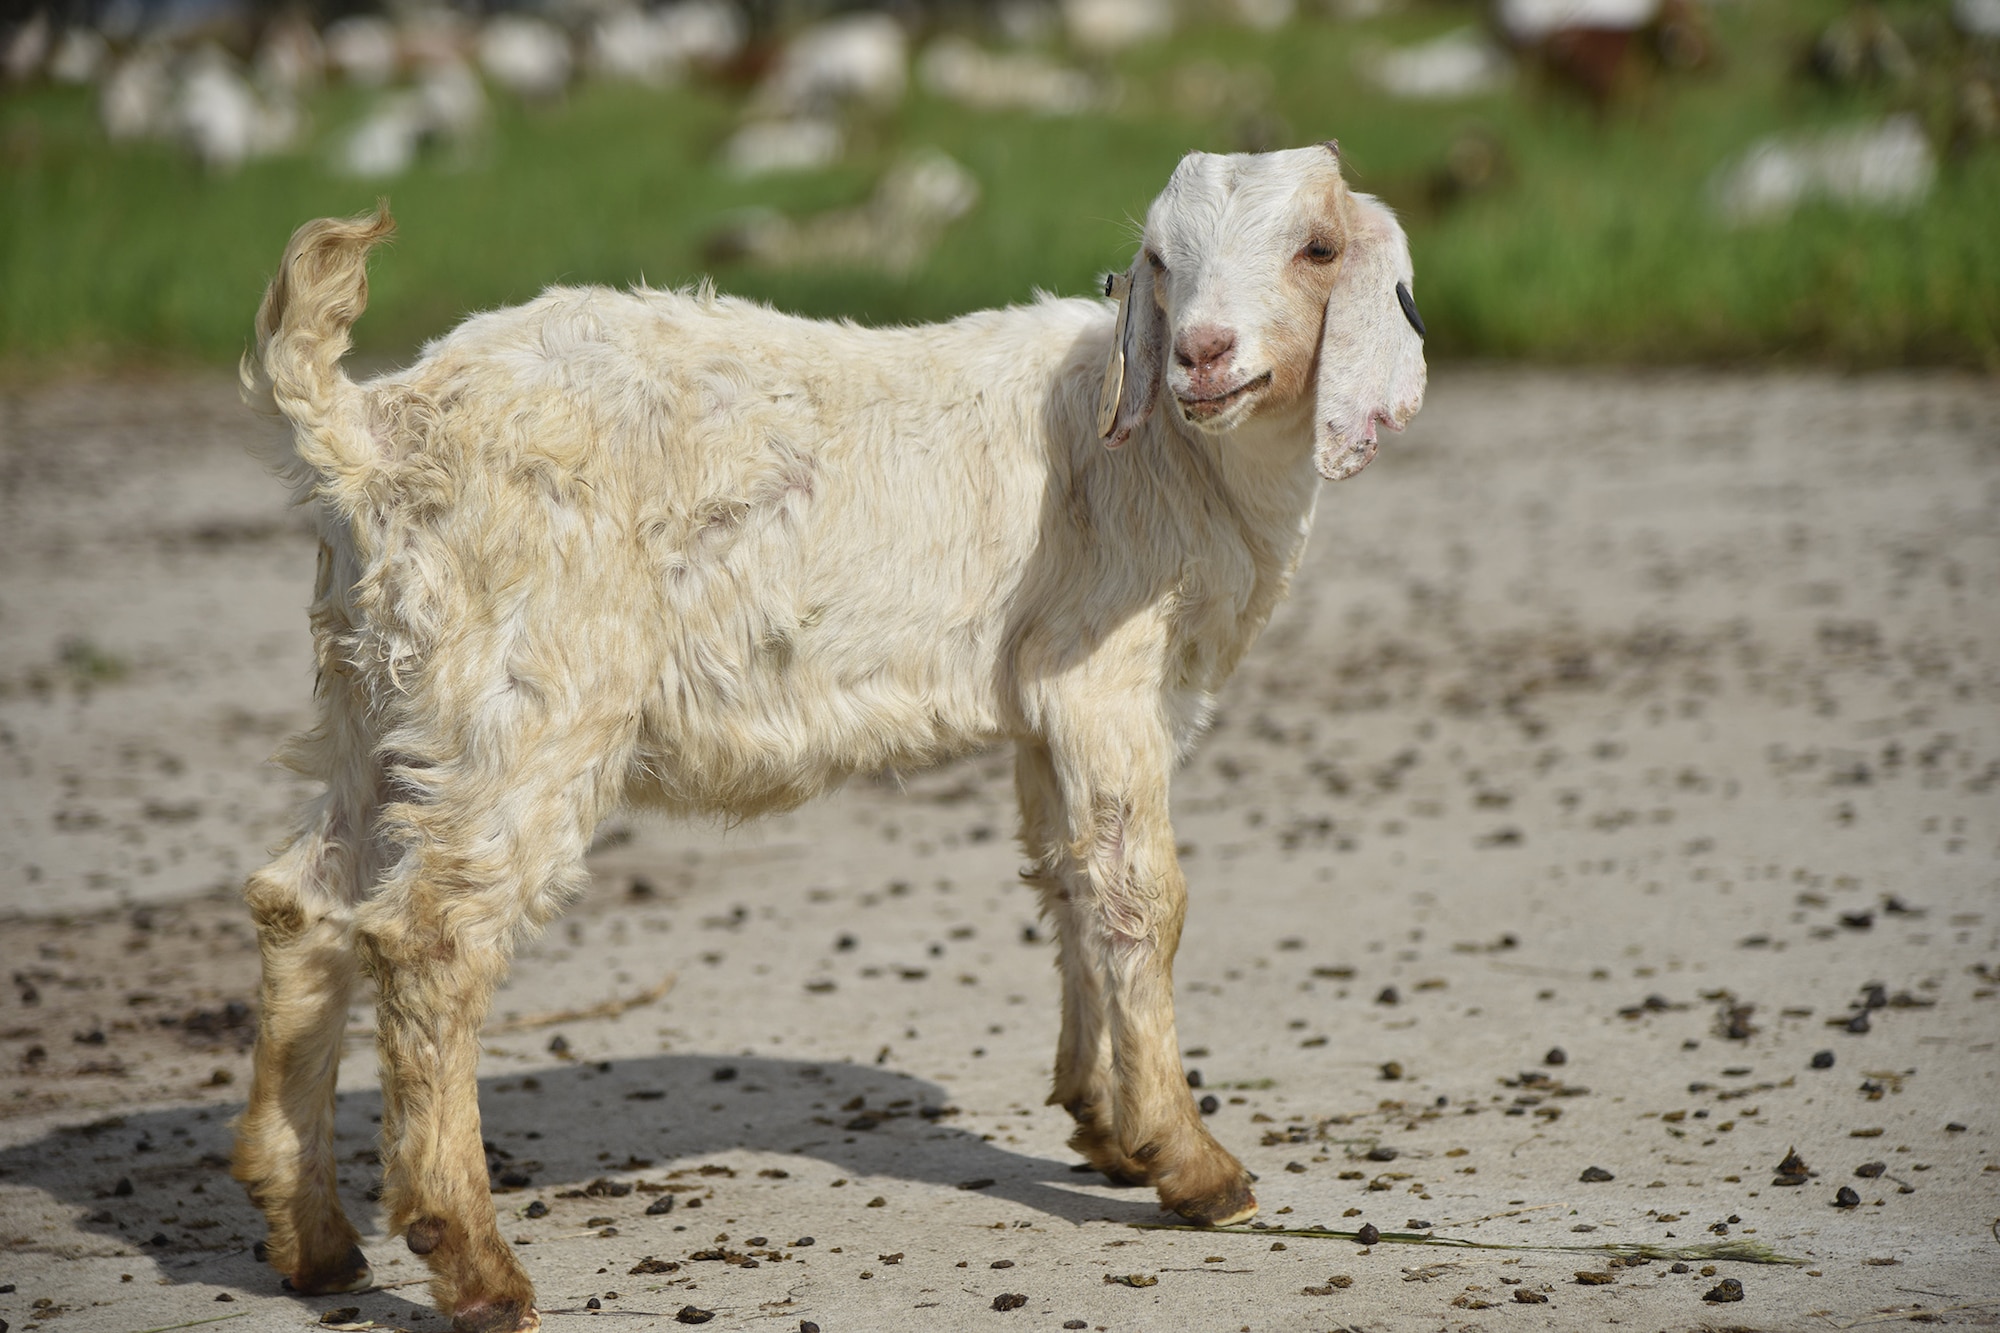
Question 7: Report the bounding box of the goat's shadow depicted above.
[1,1053,1155,1324]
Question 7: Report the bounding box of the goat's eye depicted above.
[1300,238,1339,264]
[1144,249,1166,273]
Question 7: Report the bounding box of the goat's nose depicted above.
[1174,325,1236,372]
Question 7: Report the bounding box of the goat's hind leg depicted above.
[359,760,602,1333]
[233,799,372,1294]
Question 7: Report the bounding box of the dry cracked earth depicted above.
[1,368,1996,1333]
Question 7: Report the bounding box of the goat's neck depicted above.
[1172,399,1323,564]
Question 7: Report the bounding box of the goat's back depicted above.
[316,285,1131,817]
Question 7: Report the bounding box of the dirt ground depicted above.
[1,368,1996,1333]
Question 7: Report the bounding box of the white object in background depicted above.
[763,12,907,112]
[334,59,486,179]
[325,15,400,87]
[722,117,843,176]
[1375,28,1512,100]
[49,28,108,84]
[1495,0,1659,45]
[1062,0,1174,53]
[479,15,573,98]
[1233,0,1295,33]
[337,95,428,178]
[1709,114,1937,224]
[176,46,300,173]
[4,12,50,82]
[254,18,325,96]
[591,7,684,86]
[1955,0,2000,38]
[590,3,743,86]
[918,38,1096,115]
[101,49,170,140]
[418,58,487,140]
[656,0,747,66]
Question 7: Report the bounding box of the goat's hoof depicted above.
[280,1245,374,1294]
[1163,1175,1258,1228]
[451,1299,540,1333]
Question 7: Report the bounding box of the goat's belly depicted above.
[624,668,1007,819]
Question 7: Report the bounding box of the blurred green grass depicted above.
[2,0,1995,370]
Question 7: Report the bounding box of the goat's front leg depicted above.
[1038,726,1257,1226]
[1019,743,1145,1186]
[356,868,543,1333]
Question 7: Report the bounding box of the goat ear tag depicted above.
[1396,280,1426,339]
[1097,272,1132,440]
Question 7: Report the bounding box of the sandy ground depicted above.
[1,367,1996,1333]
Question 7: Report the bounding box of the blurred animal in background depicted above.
[707,148,979,273]
[1494,0,1713,106]
[232,142,1424,1332]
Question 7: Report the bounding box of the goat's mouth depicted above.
[1175,372,1273,424]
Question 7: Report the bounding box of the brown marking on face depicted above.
[1262,174,1352,410]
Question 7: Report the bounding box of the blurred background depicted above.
[1,0,1996,369]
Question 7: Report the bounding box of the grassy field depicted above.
[2,0,1996,370]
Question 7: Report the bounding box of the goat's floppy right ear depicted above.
[1311,194,1427,481]
[1096,258,1166,449]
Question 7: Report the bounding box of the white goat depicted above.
[232,143,1425,1333]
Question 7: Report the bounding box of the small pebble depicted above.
[1376,987,1400,1006]
[1575,1270,1615,1285]
[1845,1011,1870,1034]
[1064,1323,1087,1330]
[646,1196,674,1215]
[675,1307,714,1324]
[992,1292,1027,1311]
[1379,1061,1404,1080]
[524,1200,549,1219]
[991,1260,1014,1269]
[1704,1278,1744,1303]
[1513,1288,1547,1304]
[1355,1223,1380,1246]
[586,1298,602,1310]
[794,1237,815,1247]
[1544,1047,1567,1066]
[1811,1051,1835,1069]
[1834,1187,1861,1208]
[1579,1166,1614,1182]
[1945,1122,1967,1132]
[801,1323,820,1333]
[1366,1146,1398,1162]
[1855,1162,1886,1178]
[1186,1069,1203,1088]
[1198,1095,1220,1115]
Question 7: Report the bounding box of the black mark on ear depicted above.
[1103,272,1116,298]
[1320,138,1341,160]
[1396,281,1426,339]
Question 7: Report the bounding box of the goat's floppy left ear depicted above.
[1097,257,1167,449]
[1312,194,1427,482]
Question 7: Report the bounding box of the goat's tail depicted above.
[243,203,396,503]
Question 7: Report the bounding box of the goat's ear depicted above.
[1312,195,1427,482]
[1097,257,1167,449]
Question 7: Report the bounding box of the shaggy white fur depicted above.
[231,143,1425,1333]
